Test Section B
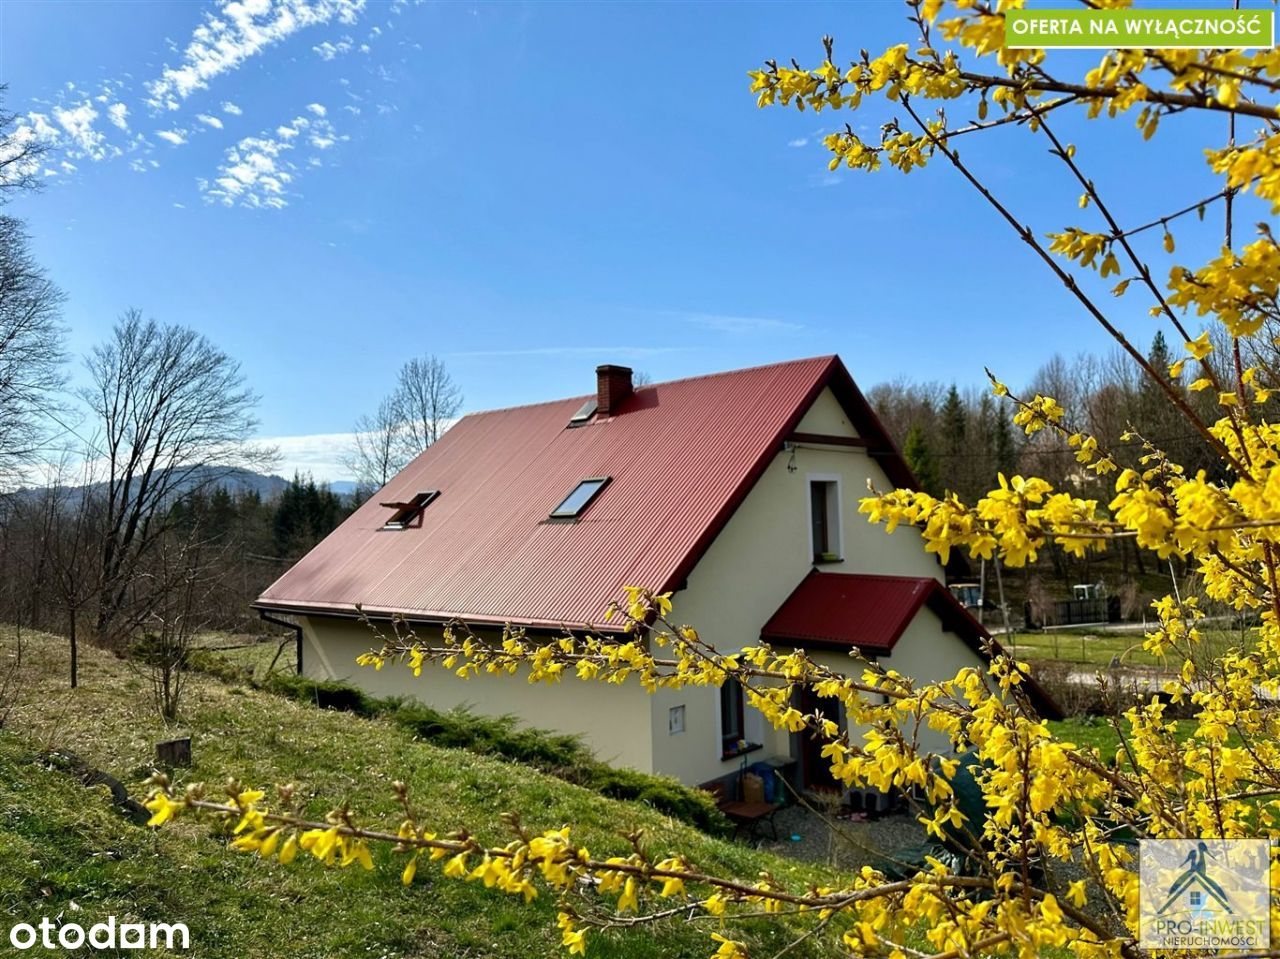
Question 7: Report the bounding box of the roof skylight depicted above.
[550,477,610,519]
[568,399,597,427]
[380,490,439,529]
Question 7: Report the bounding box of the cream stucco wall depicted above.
[297,615,655,772]
[648,387,948,786]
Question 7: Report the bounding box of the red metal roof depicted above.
[761,570,1063,718]
[761,571,945,652]
[257,355,914,630]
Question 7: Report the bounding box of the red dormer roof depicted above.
[256,355,915,630]
[762,571,944,653]
[761,570,1063,718]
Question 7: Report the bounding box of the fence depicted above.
[1024,596,1121,629]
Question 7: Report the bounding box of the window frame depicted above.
[717,677,761,760]
[379,490,440,530]
[806,474,843,563]
[549,476,611,520]
[567,399,598,428]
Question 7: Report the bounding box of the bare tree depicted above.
[344,396,406,494]
[139,526,225,722]
[0,87,51,199]
[83,310,274,645]
[33,457,103,688]
[391,355,462,460]
[0,216,65,487]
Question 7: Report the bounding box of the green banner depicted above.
[1004,8,1274,49]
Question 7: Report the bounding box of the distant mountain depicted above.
[147,468,362,501]
[7,467,358,504]
[183,466,292,499]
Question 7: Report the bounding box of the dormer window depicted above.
[550,477,610,519]
[380,490,439,530]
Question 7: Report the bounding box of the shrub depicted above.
[195,665,731,835]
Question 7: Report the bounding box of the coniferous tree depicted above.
[939,384,968,494]
[903,424,940,497]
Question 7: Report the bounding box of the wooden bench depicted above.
[705,782,780,840]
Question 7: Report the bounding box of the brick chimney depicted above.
[596,364,633,416]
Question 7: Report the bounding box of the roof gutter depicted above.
[257,607,303,675]
[250,601,627,638]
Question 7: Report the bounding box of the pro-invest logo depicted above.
[1140,839,1270,951]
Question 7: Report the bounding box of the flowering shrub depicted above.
[147,2,1280,956]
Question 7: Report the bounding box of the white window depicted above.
[808,476,842,563]
[668,705,685,735]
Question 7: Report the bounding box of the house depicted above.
[256,356,1056,791]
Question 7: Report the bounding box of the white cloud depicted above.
[107,102,130,130]
[676,312,804,335]
[156,129,188,146]
[0,118,53,187]
[222,101,243,115]
[306,102,327,117]
[787,137,809,148]
[201,110,344,210]
[259,431,359,483]
[25,113,60,142]
[146,0,368,110]
[452,346,688,359]
[196,113,224,129]
[52,101,111,160]
[206,135,295,209]
[313,36,353,60]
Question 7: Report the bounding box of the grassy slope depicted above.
[1,629,836,959]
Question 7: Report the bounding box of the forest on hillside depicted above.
[868,328,1259,619]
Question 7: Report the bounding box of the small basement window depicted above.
[809,479,842,562]
[380,490,439,530]
[550,477,610,519]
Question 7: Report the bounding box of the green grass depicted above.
[1048,716,1239,763]
[0,628,838,959]
[1003,625,1253,669]
[188,646,729,835]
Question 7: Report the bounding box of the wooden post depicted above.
[156,736,192,768]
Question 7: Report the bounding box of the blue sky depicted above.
[0,0,1261,480]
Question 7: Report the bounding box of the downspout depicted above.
[258,608,304,675]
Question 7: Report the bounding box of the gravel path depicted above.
[752,801,1116,931]
[749,802,927,869]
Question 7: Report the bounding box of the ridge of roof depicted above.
[455,355,839,421]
